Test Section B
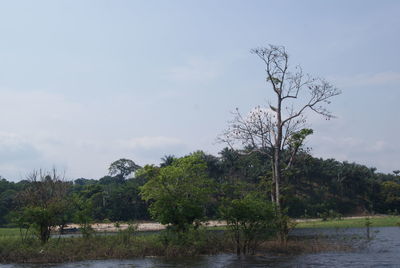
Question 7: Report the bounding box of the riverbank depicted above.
[1,216,399,237]
[57,220,226,233]
[0,228,352,264]
[54,215,400,233]
[1,215,399,237]
[4,227,395,267]
[295,215,400,228]
[1,216,398,263]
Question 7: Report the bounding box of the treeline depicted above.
[0,148,399,227]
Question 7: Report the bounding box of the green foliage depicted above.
[274,212,297,244]
[71,175,149,222]
[381,181,400,211]
[14,170,71,243]
[282,154,398,217]
[71,193,94,239]
[160,155,176,167]
[218,148,271,185]
[0,228,229,262]
[220,194,276,255]
[108,158,141,179]
[16,206,55,243]
[159,226,208,249]
[0,178,25,226]
[0,148,399,229]
[288,128,313,152]
[116,222,138,245]
[296,216,400,228]
[140,152,214,231]
[317,210,343,221]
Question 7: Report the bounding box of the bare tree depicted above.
[220,45,340,216]
[17,169,71,243]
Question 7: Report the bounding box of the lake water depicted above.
[2,227,400,267]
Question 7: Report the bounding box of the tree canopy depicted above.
[140,152,214,231]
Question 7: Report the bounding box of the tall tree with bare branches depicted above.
[220,45,340,223]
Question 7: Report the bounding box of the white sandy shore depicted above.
[61,215,387,233]
[62,220,227,232]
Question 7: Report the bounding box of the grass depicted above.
[296,216,400,229]
[0,228,228,263]
[196,215,400,231]
[0,228,354,264]
[1,216,398,263]
[0,228,23,237]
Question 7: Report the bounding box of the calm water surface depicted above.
[2,227,400,267]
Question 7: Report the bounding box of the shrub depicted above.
[220,194,276,255]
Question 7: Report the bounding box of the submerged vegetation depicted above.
[220,194,276,255]
[0,226,354,263]
[1,215,399,263]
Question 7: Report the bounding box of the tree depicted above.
[0,178,19,226]
[220,194,275,255]
[108,158,141,179]
[220,45,340,235]
[160,155,176,167]
[380,181,400,213]
[16,169,71,243]
[140,152,214,232]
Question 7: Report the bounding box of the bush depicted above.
[220,194,276,255]
[159,226,222,256]
[117,223,138,245]
[14,170,71,244]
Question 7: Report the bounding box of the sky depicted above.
[0,0,399,181]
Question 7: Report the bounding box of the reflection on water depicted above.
[2,227,400,268]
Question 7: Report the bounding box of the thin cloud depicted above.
[0,132,42,162]
[0,89,85,131]
[330,71,400,88]
[0,131,49,180]
[118,136,185,150]
[310,136,399,172]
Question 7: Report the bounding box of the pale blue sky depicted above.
[0,0,399,180]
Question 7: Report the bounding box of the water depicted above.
[2,227,400,267]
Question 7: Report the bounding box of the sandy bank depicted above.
[63,220,227,232]
[62,215,390,232]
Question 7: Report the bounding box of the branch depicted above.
[282,79,341,125]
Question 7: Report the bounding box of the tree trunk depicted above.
[274,148,281,213]
[270,161,276,203]
[274,94,283,214]
[274,93,285,244]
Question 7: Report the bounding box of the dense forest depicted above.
[1,148,399,227]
